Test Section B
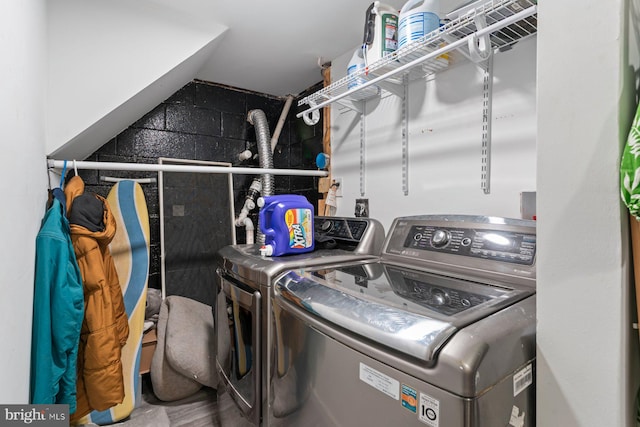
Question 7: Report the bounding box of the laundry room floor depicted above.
[100,375,250,427]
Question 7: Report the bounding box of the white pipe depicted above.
[238,150,253,161]
[47,159,328,177]
[271,95,294,152]
[158,166,167,300]
[243,217,255,245]
[235,198,256,226]
[100,176,157,184]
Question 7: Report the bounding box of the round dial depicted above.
[431,229,451,247]
[431,288,450,306]
[320,220,333,232]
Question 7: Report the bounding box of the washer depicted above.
[214,216,386,426]
[272,215,536,427]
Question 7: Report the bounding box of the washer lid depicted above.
[274,262,534,362]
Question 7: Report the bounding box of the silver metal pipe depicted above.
[247,109,274,245]
[248,109,274,195]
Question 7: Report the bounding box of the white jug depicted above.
[398,0,440,49]
[346,48,381,100]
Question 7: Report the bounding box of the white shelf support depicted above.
[333,98,364,114]
[468,12,492,63]
[480,54,494,194]
[402,74,410,196]
[377,80,405,98]
[360,110,366,197]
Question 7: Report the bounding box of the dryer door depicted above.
[216,274,261,425]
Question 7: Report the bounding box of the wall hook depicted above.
[302,100,320,126]
[468,13,492,63]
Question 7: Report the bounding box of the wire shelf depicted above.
[298,0,537,113]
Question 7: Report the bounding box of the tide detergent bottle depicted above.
[258,194,315,257]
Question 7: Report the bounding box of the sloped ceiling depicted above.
[191,0,404,96]
[46,0,228,159]
[47,0,418,159]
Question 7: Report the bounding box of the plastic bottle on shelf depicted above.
[397,0,441,50]
[362,1,399,66]
[346,47,381,100]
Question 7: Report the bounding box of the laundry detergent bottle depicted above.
[398,0,440,49]
[258,194,315,257]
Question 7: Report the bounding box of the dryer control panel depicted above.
[314,216,385,254]
[316,217,368,241]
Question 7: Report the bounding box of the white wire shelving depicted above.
[297,0,537,117]
[296,0,537,196]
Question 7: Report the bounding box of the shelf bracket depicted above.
[377,80,405,98]
[332,98,364,114]
[469,13,493,63]
[480,54,494,194]
[318,93,364,114]
[359,109,366,197]
[401,75,410,195]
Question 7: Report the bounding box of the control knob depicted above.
[320,220,333,232]
[431,288,450,306]
[431,229,451,248]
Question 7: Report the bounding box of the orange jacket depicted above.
[64,176,129,421]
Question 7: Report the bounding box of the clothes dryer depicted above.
[214,216,386,426]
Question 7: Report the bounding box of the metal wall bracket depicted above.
[402,75,410,196]
[359,110,366,197]
[480,54,494,194]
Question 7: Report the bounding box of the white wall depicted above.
[0,1,47,403]
[46,0,227,160]
[331,38,537,230]
[537,0,638,426]
[332,2,639,425]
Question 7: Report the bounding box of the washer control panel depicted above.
[402,225,536,265]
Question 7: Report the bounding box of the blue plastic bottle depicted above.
[258,195,315,257]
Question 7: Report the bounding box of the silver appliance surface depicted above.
[217,214,537,427]
[216,216,385,288]
[214,216,386,426]
[276,261,533,363]
[270,214,537,427]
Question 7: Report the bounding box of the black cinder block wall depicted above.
[78,80,324,301]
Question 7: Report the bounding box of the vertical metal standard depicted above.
[481,54,494,194]
[360,107,366,197]
[402,74,410,196]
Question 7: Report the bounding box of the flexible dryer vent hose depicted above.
[247,109,274,245]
